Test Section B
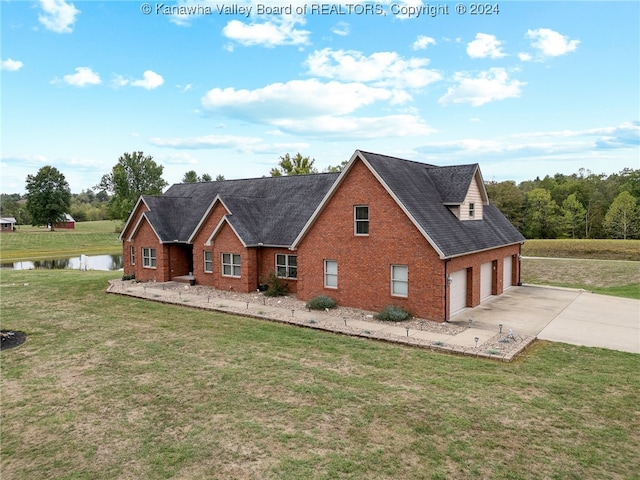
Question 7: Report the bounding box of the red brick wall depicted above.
[446,243,521,316]
[257,247,299,294]
[122,202,149,277]
[130,218,166,282]
[296,158,446,321]
[167,245,192,279]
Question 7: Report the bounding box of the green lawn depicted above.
[1,270,639,480]
[0,220,122,261]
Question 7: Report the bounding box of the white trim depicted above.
[324,259,338,289]
[203,250,213,273]
[142,247,157,269]
[187,195,232,243]
[204,215,248,248]
[126,212,163,244]
[391,264,408,297]
[354,205,369,236]
[221,253,241,277]
[118,196,150,241]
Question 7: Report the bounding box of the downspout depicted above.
[517,243,523,286]
[444,258,450,322]
[256,243,263,290]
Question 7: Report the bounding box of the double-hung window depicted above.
[354,205,369,235]
[276,254,297,279]
[142,247,156,268]
[391,265,408,297]
[469,202,475,219]
[130,246,135,265]
[204,251,213,273]
[324,260,338,288]
[222,253,241,277]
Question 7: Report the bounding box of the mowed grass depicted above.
[1,270,639,480]
[522,239,640,261]
[0,220,122,261]
[521,239,640,299]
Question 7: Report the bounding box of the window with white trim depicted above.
[204,251,213,273]
[469,202,475,219]
[324,260,338,288]
[130,246,135,265]
[222,253,241,277]
[354,205,369,235]
[391,265,408,297]
[276,254,297,279]
[142,247,156,268]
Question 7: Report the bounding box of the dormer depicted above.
[431,164,489,221]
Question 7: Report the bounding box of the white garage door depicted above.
[503,256,513,290]
[450,269,467,315]
[481,262,493,300]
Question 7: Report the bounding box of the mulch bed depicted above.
[1,330,27,351]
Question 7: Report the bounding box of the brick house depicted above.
[1,217,16,232]
[120,150,525,322]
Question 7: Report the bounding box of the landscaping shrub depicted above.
[306,295,337,310]
[122,273,135,281]
[263,271,288,297]
[375,305,410,322]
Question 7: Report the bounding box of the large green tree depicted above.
[485,180,525,232]
[25,166,71,230]
[270,153,318,176]
[561,193,587,239]
[603,191,638,239]
[98,152,168,221]
[523,188,560,239]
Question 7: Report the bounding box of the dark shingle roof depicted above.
[358,151,525,258]
[143,173,339,246]
[132,150,524,257]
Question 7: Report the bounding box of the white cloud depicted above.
[526,28,580,57]
[412,35,436,51]
[466,33,506,59]
[38,0,80,34]
[222,15,310,47]
[306,48,441,89]
[202,79,410,121]
[112,70,164,89]
[131,70,164,89]
[518,52,533,62]
[332,21,350,36]
[55,67,101,87]
[1,58,24,71]
[150,134,263,150]
[272,114,435,138]
[439,68,525,107]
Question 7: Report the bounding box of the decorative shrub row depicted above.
[306,295,337,310]
[122,273,135,281]
[375,305,410,322]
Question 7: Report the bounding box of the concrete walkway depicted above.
[107,281,639,359]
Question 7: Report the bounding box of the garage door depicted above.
[450,269,467,315]
[503,256,513,290]
[481,262,493,300]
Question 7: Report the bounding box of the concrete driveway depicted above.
[449,285,639,354]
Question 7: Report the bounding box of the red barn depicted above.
[54,214,75,229]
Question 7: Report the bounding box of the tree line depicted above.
[2,151,638,239]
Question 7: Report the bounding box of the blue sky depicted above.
[1,0,639,194]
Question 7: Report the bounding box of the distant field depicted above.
[522,239,640,261]
[0,220,122,261]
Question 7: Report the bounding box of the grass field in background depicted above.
[0,220,122,261]
[1,269,638,480]
[522,239,640,261]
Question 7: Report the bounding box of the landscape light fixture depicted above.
[474,337,479,348]
[499,324,503,334]
[468,319,472,328]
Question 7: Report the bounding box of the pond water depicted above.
[1,254,123,271]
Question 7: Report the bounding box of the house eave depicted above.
[443,240,525,260]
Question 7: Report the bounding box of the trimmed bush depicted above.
[122,273,135,281]
[306,295,337,310]
[262,271,288,297]
[375,305,410,322]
